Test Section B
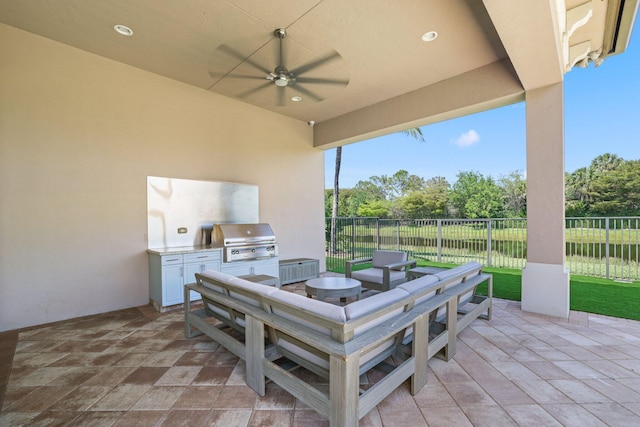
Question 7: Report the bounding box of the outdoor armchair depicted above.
[346,250,416,292]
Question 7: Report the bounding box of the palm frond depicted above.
[401,128,425,142]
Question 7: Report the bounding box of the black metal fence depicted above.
[326,217,640,281]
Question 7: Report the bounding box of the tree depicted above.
[357,200,391,218]
[590,159,640,215]
[499,171,527,217]
[565,153,627,216]
[590,153,623,175]
[329,127,425,252]
[367,170,426,200]
[450,171,503,218]
[398,191,431,219]
[354,179,386,201]
[350,180,385,216]
[397,176,450,219]
[566,167,593,216]
[422,176,450,217]
[325,188,360,217]
[330,146,342,253]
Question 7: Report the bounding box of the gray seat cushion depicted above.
[351,268,406,285]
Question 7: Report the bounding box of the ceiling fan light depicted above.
[275,77,288,87]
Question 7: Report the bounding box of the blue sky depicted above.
[324,20,640,189]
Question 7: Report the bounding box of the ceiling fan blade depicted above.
[296,77,349,86]
[291,84,324,102]
[217,44,271,75]
[291,51,342,75]
[277,87,285,107]
[238,82,272,99]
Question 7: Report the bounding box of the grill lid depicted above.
[212,223,276,247]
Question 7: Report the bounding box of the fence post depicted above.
[605,217,610,279]
[396,220,400,250]
[487,219,492,267]
[351,218,356,260]
[437,219,442,263]
[376,218,380,250]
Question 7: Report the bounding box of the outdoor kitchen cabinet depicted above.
[148,249,221,310]
[220,257,280,285]
[279,258,319,285]
[183,252,221,296]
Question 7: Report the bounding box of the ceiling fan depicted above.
[213,28,349,106]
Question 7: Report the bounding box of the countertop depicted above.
[147,245,222,256]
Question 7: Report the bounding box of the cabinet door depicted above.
[220,262,253,277]
[251,258,280,278]
[163,264,184,306]
[203,260,221,273]
[184,260,221,301]
[220,258,280,285]
[183,262,201,286]
[183,263,203,302]
[183,251,221,301]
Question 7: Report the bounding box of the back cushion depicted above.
[267,290,347,335]
[266,291,347,370]
[398,274,440,305]
[372,250,407,269]
[434,262,482,290]
[198,270,278,307]
[345,288,410,335]
[344,288,412,367]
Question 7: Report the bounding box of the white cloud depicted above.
[452,129,480,147]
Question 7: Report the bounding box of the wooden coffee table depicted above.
[305,277,361,303]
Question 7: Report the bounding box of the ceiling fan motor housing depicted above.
[272,65,295,86]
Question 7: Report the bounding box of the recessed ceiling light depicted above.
[114,24,133,36]
[421,31,438,42]
[291,96,302,102]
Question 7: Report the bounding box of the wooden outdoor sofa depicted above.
[184,262,492,427]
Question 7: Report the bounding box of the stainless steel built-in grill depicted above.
[213,223,278,262]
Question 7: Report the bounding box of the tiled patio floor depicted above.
[2,283,640,426]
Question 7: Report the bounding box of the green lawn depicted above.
[332,259,640,321]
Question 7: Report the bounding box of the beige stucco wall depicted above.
[0,24,325,332]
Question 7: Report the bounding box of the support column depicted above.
[522,82,570,318]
